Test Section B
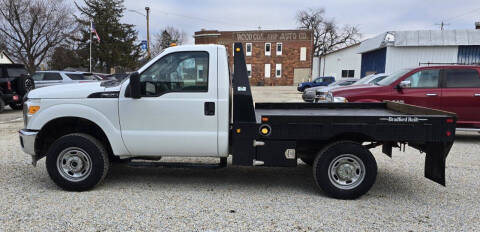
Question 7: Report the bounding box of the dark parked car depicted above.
[0,64,34,112]
[297,76,335,92]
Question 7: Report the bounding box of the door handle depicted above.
[425,93,438,96]
[474,93,480,97]
[204,102,215,116]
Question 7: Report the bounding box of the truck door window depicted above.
[445,69,480,88]
[139,51,209,96]
[403,69,440,88]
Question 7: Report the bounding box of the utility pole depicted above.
[435,21,450,30]
[145,6,151,59]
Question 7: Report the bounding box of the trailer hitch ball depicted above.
[259,124,271,136]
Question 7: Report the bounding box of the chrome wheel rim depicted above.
[56,147,92,182]
[328,154,365,190]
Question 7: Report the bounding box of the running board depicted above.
[127,157,227,169]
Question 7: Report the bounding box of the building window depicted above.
[275,64,282,78]
[246,43,252,56]
[246,64,252,78]
[341,70,355,78]
[264,64,271,78]
[276,43,282,56]
[265,43,271,56]
[300,47,307,61]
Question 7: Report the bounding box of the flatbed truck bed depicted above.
[230,43,456,199]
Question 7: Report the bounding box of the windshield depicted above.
[6,68,28,77]
[353,75,374,85]
[66,73,87,80]
[377,69,413,86]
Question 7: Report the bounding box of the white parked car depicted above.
[32,71,100,88]
[302,79,359,102]
[313,73,388,102]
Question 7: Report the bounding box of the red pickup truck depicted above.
[327,65,480,129]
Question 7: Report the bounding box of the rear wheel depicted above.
[46,133,109,191]
[15,75,35,96]
[313,140,377,199]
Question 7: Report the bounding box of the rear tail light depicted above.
[446,118,454,123]
[7,81,12,90]
[13,95,19,101]
[446,131,452,137]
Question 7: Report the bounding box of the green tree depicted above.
[48,46,82,71]
[75,0,142,73]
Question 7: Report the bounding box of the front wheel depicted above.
[313,141,377,199]
[46,133,109,191]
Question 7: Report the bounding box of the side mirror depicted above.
[129,72,141,99]
[397,80,411,90]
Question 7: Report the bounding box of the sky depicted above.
[72,0,480,44]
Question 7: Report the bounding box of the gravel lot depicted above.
[1,86,479,231]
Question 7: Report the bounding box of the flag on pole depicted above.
[91,22,101,42]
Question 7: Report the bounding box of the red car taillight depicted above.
[7,81,12,90]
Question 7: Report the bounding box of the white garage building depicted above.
[315,43,361,79]
[358,30,480,77]
[314,29,480,80]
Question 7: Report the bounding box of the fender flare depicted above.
[29,103,130,156]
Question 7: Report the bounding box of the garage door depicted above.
[294,68,311,85]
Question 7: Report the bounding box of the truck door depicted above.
[441,68,480,124]
[392,69,442,109]
[118,49,219,157]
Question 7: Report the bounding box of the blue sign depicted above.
[141,40,147,50]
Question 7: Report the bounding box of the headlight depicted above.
[326,92,334,102]
[23,99,40,128]
[333,96,348,103]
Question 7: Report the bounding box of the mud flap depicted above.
[424,142,453,186]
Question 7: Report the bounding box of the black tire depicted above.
[0,98,5,113]
[15,75,35,96]
[313,140,377,199]
[9,102,23,110]
[46,133,109,191]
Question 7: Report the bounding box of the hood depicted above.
[331,84,383,95]
[27,82,120,99]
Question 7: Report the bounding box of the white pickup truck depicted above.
[19,43,456,199]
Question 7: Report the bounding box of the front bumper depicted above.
[19,129,37,156]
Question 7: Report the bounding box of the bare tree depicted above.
[151,26,187,56]
[0,0,76,73]
[297,8,360,57]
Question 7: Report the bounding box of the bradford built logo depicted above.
[380,117,428,123]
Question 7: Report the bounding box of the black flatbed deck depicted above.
[255,107,403,122]
[230,42,456,187]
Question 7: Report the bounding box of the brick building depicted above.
[194,29,314,86]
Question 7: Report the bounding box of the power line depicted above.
[151,9,260,30]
